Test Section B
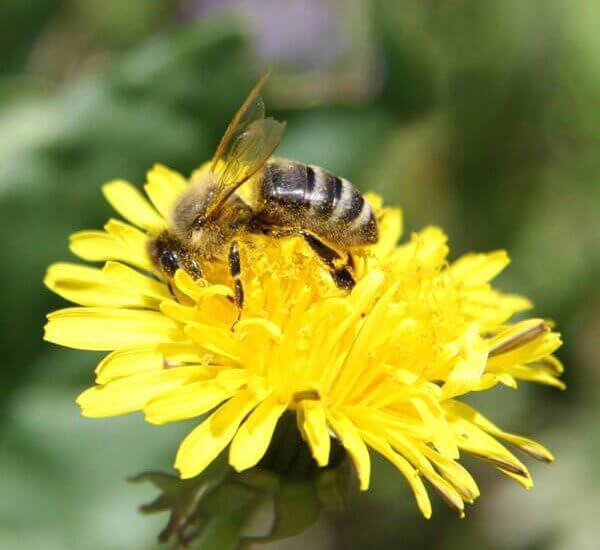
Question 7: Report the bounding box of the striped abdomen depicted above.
[256,159,378,248]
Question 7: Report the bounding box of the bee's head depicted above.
[172,181,220,239]
[148,233,182,278]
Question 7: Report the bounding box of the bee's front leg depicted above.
[228,241,244,329]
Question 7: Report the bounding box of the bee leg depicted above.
[346,252,355,270]
[301,232,355,291]
[167,282,177,299]
[250,223,295,239]
[184,257,203,281]
[228,241,244,329]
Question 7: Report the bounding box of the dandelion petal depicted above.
[298,399,330,467]
[229,394,287,472]
[175,390,258,479]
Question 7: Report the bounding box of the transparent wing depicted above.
[206,72,286,218]
[213,118,285,202]
[211,72,269,172]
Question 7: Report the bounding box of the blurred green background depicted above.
[1,0,598,548]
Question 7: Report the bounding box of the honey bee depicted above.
[148,73,379,314]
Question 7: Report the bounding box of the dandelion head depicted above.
[44,163,564,518]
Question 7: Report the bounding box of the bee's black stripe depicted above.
[309,167,343,216]
[326,174,343,214]
[265,163,309,208]
[304,165,315,203]
[338,190,365,223]
[333,176,344,203]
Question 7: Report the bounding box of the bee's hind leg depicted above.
[228,241,244,329]
[301,232,355,291]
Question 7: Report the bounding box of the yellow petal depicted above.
[95,347,165,384]
[172,270,233,304]
[319,270,384,375]
[158,342,209,364]
[351,407,431,440]
[411,396,459,459]
[370,207,403,259]
[537,355,564,374]
[298,399,331,467]
[363,432,432,519]
[45,261,168,308]
[172,270,204,301]
[102,179,164,232]
[387,432,464,516]
[445,401,554,463]
[145,368,249,425]
[442,325,489,399]
[175,390,259,479]
[237,318,282,343]
[446,411,533,487]
[77,367,203,417]
[494,293,533,314]
[44,262,150,308]
[414,226,449,270]
[419,444,480,502]
[103,261,170,301]
[44,307,181,350]
[495,467,534,489]
[327,412,371,490]
[215,368,254,391]
[144,164,187,219]
[69,231,141,269]
[488,330,562,372]
[160,300,197,323]
[449,250,509,286]
[506,436,554,464]
[392,226,448,271]
[186,323,240,361]
[229,393,287,471]
[69,220,152,270]
[104,219,152,266]
[500,364,566,389]
[144,377,240,425]
[331,281,397,404]
[488,319,549,356]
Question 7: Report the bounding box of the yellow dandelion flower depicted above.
[44,163,564,519]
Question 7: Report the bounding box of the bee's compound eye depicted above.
[191,216,206,230]
[160,250,180,277]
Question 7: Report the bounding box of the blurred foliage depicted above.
[131,413,350,549]
[0,0,598,549]
[133,439,350,549]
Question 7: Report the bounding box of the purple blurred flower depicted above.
[182,0,348,69]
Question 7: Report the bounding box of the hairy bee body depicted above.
[149,160,377,279]
[147,73,379,299]
[256,159,378,248]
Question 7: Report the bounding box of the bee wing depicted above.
[206,72,286,218]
